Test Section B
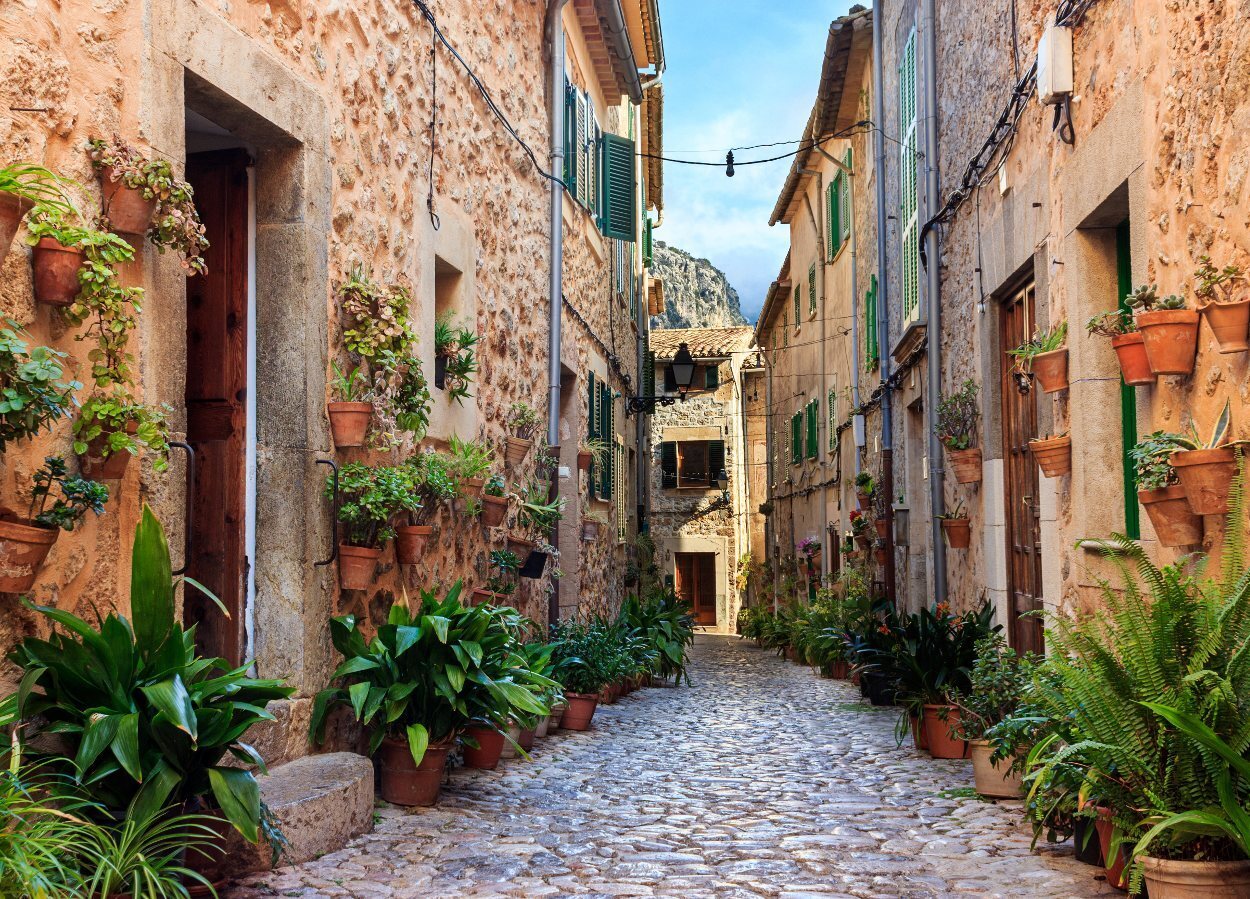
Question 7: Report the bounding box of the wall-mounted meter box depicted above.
[1036,23,1073,105]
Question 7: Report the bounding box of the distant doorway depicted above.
[675,552,718,626]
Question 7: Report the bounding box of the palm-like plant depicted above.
[78,807,222,899]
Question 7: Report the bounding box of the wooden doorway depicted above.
[675,552,717,626]
[184,149,250,665]
[1000,283,1044,653]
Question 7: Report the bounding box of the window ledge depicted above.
[1076,538,1136,555]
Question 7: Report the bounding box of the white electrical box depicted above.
[1036,23,1073,105]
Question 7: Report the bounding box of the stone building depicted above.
[645,327,755,632]
[0,0,663,768]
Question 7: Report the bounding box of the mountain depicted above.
[650,241,749,329]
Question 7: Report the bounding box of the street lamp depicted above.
[625,342,697,416]
[713,468,729,492]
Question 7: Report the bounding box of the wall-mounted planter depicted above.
[1200,300,1250,354]
[581,519,601,541]
[78,420,139,481]
[1032,348,1069,393]
[481,494,508,528]
[1110,332,1155,386]
[327,402,373,448]
[577,450,592,472]
[31,237,83,306]
[872,547,888,565]
[468,588,498,606]
[1030,435,1072,478]
[394,525,433,566]
[856,490,872,510]
[0,192,32,269]
[337,544,381,590]
[1171,447,1236,515]
[461,477,485,500]
[0,519,58,593]
[506,535,534,558]
[433,354,447,390]
[519,550,548,579]
[504,436,532,466]
[1137,310,1200,375]
[99,167,157,236]
[873,519,889,540]
[1138,486,1202,546]
[947,447,982,484]
[940,518,971,549]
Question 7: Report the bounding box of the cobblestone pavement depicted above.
[229,636,1119,898]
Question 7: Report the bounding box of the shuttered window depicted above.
[808,263,817,317]
[574,89,589,207]
[643,349,656,398]
[827,176,842,259]
[588,373,614,500]
[840,148,852,245]
[643,218,653,267]
[827,380,838,453]
[791,413,802,465]
[563,80,577,193]
[601,133,637,241]
[708,440,726,486]
[615,440,627,539]
[865,274,879,371]
[660,441,678,489]
[805,399,818,459]
[705,363,719,389]
[793,284,801,323]
[783,312,789,346]
[662,440,724,489]
[900,30,921,324]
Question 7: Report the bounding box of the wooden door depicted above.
[184,149,249,665]
[675,552,717,626]
[1000,283,1044,653]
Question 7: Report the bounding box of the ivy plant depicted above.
[72,392,172,471]
[0,320,80,450]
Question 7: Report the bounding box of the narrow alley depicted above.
[228,638,1115,899]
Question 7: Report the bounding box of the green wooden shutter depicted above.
[826,181,836,261]
[829,174,842,257]
[601,133,637,241]
[1116,220,1140,538]
[660,441,678,488]
[705,363,719,389]
[806,400,818,459]
[791,413,802,464]
[587,370,599,438]
[643,218,653,267]
[865,274,879,370]
[899,31,920,324]
[643,350,656,398]
[563,80,577,192]
[783,311,789,346]
[708,440,726,483]
[574,90,588,207]
[599,383,614,499]
[793,284,800,322]
[590,115,602,220]
[827,385,838,452]
[840,148,853,244]
[808,263,817,316]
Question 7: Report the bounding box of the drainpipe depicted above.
[871,12,898,606]
[921,0,948,604]
[762,345,778,613]
[799,178,830,580]
[545,0,569,626]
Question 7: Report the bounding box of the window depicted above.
[564,77,636,242]
[808,263,817,317]
[805,399,818,459]
[615,439,627,539]
[864,274,879,371]
[642,217,654,267]
[783,311,789,346]
[791,412,802,465]
[601,132,637,241]
[588,372,614,499]
[793,284,801,323]
[705,363,720,389]
[827,174,843,259]
[899,31,921,324]
[661,439,726,489]
[840,148,852,247]
[828,380,838,452]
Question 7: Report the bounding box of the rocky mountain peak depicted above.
[650,241,749,330]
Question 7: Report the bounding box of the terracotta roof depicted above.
[573,0,644,103]
[651,327,755,360]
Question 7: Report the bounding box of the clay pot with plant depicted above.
[1009,322,1068,393]
[506,401,541,466]
[447,435,491,503]
[1086,308,1154,386]
[515,480,565,578]
[481,474,509,528]
[949,634,1033,798]
[582,510,608,542]
[579,435,609,473]
[433,313,479,404]
[1030,433,1072,478]
[329,462,415,590]
[1130,431,1203,546]
[0,163,74,268]
[1166,400,1245,516]
[477,548,521,605]
[938,501,971,549]
[937,379,982,484]
[0,320,80,453]
[394,452,456,566]
[73,393,172,481]
[24,205,138,310]
[327,362,374,449]
[1193,254,1250,354]
[1128,284,1200,376]
[0,457,108,593]
[854,471,875,510]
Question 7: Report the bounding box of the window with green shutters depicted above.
[660,439,724,489]
[791,413,802,465]
[793,284,800,323]
[826,177,840,261]
[587,373,614,500]
[899,31,921,324]
[827,380,838,452]
[601,132,637,241]
[642,217,653,267]
[864,274,879,371]
[805,399,818,459]
[643,349,656,398]
[808,263,817,316]
[563,80,577,193]
[783,311,789,346]
[839,148,852,246]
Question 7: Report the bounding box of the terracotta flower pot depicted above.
[394,525,433,566]
[500,721,524,759]
[100,167,157,236]
[337,544,381,590]
[577,450,592,471]
[921,704,968,759]
[1031,347,1069,393]
[504,436,532,466]
[857,490,872,510]
[1139,855,1250,898]
[1171,446,1237,515]
[1030,435,1072,478]
[1094,807,1131,891]
[1200,299,1250,354]
[31,237,83,306]
[481,494,508,528]
[561,692,598,731]
[598,683,617,705]
[940,518,971,549]
[1139,486,1203,546]
[78,420,140,481]
[534,715,550,739]
[911,714,929,751]
[969,740,1023,798]
[327,401,372,448]
[947,447,983,484]
[462,477,485,500]
[0,191,31,269]
[830,659,849,679]
[506,535,534,558]
[873,519,889,540]
[1137,309,1200,376]
[517,726,536,751]
[873,547,888,565]
[468,588,498,606]
[378,735,451,807]
[0,519,59,593]
[460,725,505,769]
[547,706,565,732]
[1110,332,1155,386]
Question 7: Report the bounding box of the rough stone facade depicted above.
[648,241,748,330]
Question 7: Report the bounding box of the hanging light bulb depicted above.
[725,150,735,178]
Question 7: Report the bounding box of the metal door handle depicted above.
[170,441,195,576]
[316,459,339,567]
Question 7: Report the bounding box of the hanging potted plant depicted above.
[578,435,609,473]
[535,439,560,483]
[1129,431,1202,546]
[433,314,479,403]
[854,471,875,510]
[472,548,520,606]
[938,501,971,549]
[0,456,108,592]
[505,401,541,466]
[330,462,410,590]
[1128,284,1200,376]
[327,362,374,449]
[849,510,870,549]
[447,435,491,502]
[1166,400,1244,516]
[395,452,454,566]
[481,474,510,528]
[1009,322,1069,393]
[1086,309,1154,387]
[0,163,74,268]
[0,320,79,453]
[72,392,172,480]
[1193,255,1250,354]
[936,379,982,484]
[1030,432,1072,478]
[949,634,1033,798]
[582,509,608,541]
[24,205,138,309]
[515,479,565,578]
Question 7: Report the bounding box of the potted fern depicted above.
[1130,431,1202,546]
[936,379,982,484]
[1009,322,1068,393]
[1128,284,1200,376]
[1086,309,1153,386]
[1167,400,1245,515]
[1193,255,1249,354]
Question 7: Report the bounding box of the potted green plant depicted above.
[433,314,479,403]
[1030,432,1071,478]
[23,204,139,310]
[950,634,1034,797]
[330,462,412,589]
[327,362,374,448]
[854,471,875,510]
[936,379,982,484]
[582,509,609,541]
[549,621,614,730]
[505,401,541,466]
[473,548,520,605]
[72,392,172,480]
[514,479,565,577]
[0,320,80,452]
[937,500,970,549]
[849,510,870,549]
[1166,400,1245,515]
[481,473,509,528]
[1009,322,1069,393]
[1087,309,1153,386]
[447,434,492,500]
[1193,255,1249,354]
[578,435,609,473]
[1128,284,1200,376]
[1130,431,1203,546]
[0,163,74,268]
[87,137,209,271]
[394,452,454,565]
[0,456,108,592]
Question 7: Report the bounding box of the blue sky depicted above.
[657,1,856,323]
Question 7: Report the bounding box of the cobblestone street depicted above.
[230,637,1118,899]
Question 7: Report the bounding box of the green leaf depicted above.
[394,625,422,657]
[445,663,465,693]
[130,505,174,653]
[142,675,198,741]
[332,657,381,679]
[75,712,121,773]
[460,640,483,666]
[348,681,371,721]
[209,766,261,843]
[423,615,450,643]
[405,723,429,767]
[110,712,143,781]
[127,761,179,822]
